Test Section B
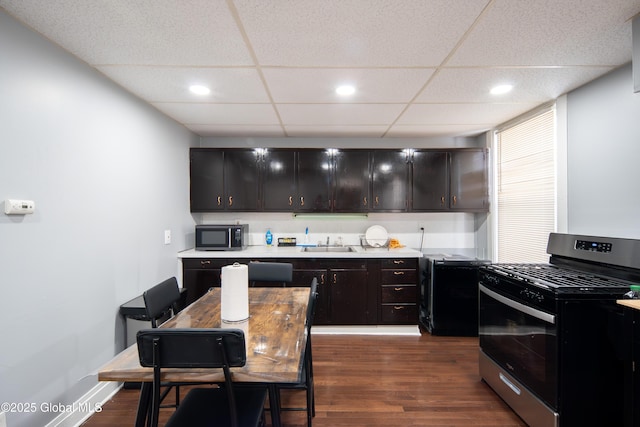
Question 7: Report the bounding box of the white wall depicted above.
[0,11,197,427]
[566,64,640,238]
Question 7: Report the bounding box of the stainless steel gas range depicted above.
[479,233,640,427]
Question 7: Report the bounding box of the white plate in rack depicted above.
[365,225,388,247]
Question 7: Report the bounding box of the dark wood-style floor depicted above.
[83,332,526,426]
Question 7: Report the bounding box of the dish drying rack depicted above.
[359,235,390,250]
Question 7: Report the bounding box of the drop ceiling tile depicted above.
[285,125,389,137]
[263,67,435,103]
[152,103,280,125]
[277,104,406,125]
[418,66,614,103]
[387,124,492,137]
[187,124,286,137]
[397,103,539,125]
[234,0,489,66]
[97,66,270,103]
[449,0,638,67]
[1,0,252,65]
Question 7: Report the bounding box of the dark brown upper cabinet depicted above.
[296,149,332,212]
[190,148,260,212]
[449,149,489,211]
[371,150,410,212]
[260,149,297,211]
[190,148,224,212]
[411,149,489,212]
[333,149,371,212]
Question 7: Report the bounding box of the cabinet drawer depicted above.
[380,304,417,324]
[381,285,417,303]
[380,269,417,284]
[381,258,416,269]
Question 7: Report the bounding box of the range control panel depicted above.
[575,239,612,253]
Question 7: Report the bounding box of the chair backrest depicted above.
[143,277,181,327]
[306,277,318,330]
[137,328,247,427]
[248,261,293,287]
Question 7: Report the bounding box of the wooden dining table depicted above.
[98,286,311,427]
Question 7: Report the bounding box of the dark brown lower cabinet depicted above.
[182,256,418,326]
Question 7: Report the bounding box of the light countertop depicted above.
[617,299,640,311]
[178,245,423,259]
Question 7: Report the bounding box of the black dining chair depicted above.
[143,277,183,407]
[136,328,268,427]
[248,261,293,287]
[275,277,318,427]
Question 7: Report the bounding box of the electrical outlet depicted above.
[164,229,171,245]
[0,411,7,427]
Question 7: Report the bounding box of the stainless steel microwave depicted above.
[195,224,248,251]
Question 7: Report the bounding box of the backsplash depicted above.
[198,211,482,253]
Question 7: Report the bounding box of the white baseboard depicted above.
[312,325,421,336]
[44,381,121,427]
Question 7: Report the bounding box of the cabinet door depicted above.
[296,149,332,212]
[411,150,448,210]
[450,149,489,211]
[224,150,260,211]
[261,149,296,211]
[333,150,371,212]
[293,268,329,325]
[371,150,409,211]
[183,269,221,305]
[190,149,224,211]
[329,269,369,324]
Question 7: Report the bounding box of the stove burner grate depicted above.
[489,263,633,289]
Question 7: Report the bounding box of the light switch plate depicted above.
[164,230,171,245]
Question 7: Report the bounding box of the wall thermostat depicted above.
[4,199,35,215]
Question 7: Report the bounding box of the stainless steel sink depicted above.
[301,246,355,253]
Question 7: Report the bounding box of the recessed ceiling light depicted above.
[490,84,513,95]
[189,85,211,95]
[336,85,356,96]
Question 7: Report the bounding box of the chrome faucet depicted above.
[326,236,330,246]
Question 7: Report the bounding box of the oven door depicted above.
[479,282,558,408]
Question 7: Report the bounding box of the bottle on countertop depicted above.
[265,229,273,246]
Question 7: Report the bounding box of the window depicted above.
[496,105,556,263]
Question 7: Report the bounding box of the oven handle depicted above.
[479,283,556,325]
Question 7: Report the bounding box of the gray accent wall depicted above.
[566,64,640,239]
[0,10,196,427]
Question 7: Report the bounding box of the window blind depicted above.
[496,107,556,263]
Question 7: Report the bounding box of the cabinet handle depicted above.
[393,260,405,265]
[320,273,325,285]
[363,196,367,206]
[300,196,305,207]
[375,196,379,206]
[228,196,233,206]
[441,196,445,206]
[200,260,211,266]
[393,271,405,275]
[394,287,404,291]
[333,273,337,284]
[288,196,293,206]
[217,196,222,206]
[393,306,405,310]
[452,195,457,206]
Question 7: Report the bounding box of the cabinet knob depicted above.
[228,196,233,206]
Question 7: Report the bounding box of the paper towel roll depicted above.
[221,262,249,322]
